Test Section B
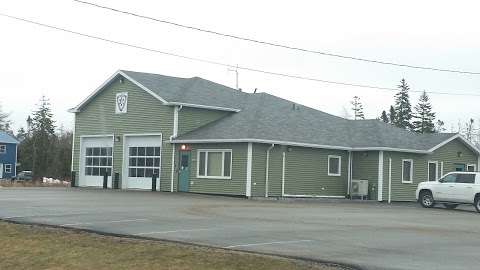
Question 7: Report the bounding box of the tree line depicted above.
[0,96,72,180]
[350,79,443,133]
[349,78,480,148]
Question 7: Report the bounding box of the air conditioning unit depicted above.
[351,179,368,199]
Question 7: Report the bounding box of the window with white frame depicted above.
[467,164,476,172]
[128,146,161,178]
[197,150,232,179]
[328,155,341,176]
[0,145,5,154]
[402,159,413,183]
[84,147,113,176]
[4,164,12,173]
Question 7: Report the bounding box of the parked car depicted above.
[416,172,480,213]
[14,171,33,181]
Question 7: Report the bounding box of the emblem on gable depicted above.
[115,92,128,114]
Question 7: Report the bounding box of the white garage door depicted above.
[79,136,113,188]
[123,134,162,190]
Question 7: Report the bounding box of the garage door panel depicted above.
[80,136,113,188]
[123,135,162,190]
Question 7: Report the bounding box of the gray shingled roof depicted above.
[122,70,246,110]
[79,70,463,152]
[173,92,457,151]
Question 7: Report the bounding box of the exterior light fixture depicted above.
[114,136,121,142]
[180,144,191,151]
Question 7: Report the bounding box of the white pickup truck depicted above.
[416,172,480,213]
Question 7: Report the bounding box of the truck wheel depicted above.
[420,191,435,208]
[444,203,458,209]
[475,196,480,213]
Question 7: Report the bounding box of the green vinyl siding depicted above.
[187,143,247,196]
[283,147,348,196]
[177,107,230,136]
[352,151,379,200]
[251,143,269,197]
[264,145,286,197]
[381,138,478,201]
[72,76,174,191]
[251,145,348,197]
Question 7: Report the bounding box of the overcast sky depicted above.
[1,0,480,132]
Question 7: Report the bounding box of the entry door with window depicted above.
[178,152,190,192]
[428,161,438,181]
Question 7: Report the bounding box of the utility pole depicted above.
[228,64,239,90]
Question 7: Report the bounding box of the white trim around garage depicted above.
[122,133,163,190]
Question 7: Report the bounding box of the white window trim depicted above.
[327,155,342,176]
[402,159,414,184]
[0,144,5,154]
[196,149,232,179]
[467,164,476,172]
[427,161,438,181]
[5,164,12,173]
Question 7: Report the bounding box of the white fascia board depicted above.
[170,138,431,153]
[70,70,168,113]
[351,147,430,154]
[165,102,240,112]
[428,133,480,155]
[171,138,352,151]
[118,71,168,104]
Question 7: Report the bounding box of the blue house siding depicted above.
[0,142,17,179]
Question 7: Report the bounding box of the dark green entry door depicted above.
[178,151,190,192]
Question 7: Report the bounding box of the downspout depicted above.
[388,158,392,204]
[281,152,286,197]
[170,105,182,192]
[347,151,352,198]
[265,144,275,197]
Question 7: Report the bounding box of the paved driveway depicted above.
[0,188,479,270]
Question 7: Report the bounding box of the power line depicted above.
[72,0,480,75]
[1,12,479,97]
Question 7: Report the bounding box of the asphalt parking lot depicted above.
[0,188,479,270]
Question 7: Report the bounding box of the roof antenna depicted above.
[228,64,239,90]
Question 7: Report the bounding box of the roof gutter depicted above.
[170,138,432,154]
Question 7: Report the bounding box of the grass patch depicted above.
[0,221,344,270]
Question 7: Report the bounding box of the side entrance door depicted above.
[0,163,3,179]
[178,151,190,192]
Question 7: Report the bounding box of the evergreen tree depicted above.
[380,110,389,123]
[435,120,446,133]
[31,96,57,179]
[412,91,436,133]
[351,96,365,120]
[393,79,413,129]
[0,103,13,133]
[388,105,396,124]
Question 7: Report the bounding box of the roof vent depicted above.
[292,103,300,110]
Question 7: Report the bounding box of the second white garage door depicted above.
[123,134,162,190]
